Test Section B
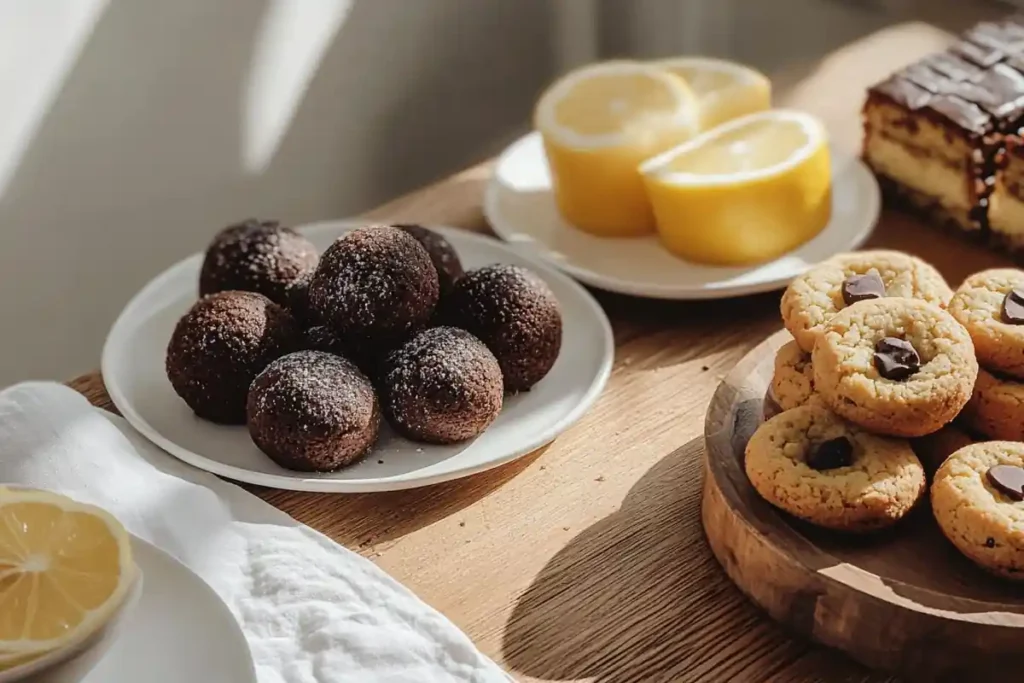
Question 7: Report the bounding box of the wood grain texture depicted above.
[704,331,1024,683]
[65,15,1016,683]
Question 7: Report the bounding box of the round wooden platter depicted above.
[702,329,1024,683]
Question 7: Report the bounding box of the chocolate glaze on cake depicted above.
[380,327,503,444]
[441,264,561,392]
[308,226,439,344]
[247,351,380,471]
[166,291,300,424]
[199,219,318,307]
[394,224,464,298]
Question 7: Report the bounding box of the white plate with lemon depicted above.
[0,488,254,683]
[485,58,880,300]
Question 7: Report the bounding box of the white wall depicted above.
[0,0,554,385]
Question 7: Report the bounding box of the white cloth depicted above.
[0,382,512,683]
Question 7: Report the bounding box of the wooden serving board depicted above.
[702,329,1024,683]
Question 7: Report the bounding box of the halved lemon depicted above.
[640,110,831,266]
[655,57,771,131]
[535,60,699,237]
[0,488,134,659]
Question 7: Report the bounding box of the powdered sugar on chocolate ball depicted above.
[308,225,439,343]
[166,290,300,424]
[395,224,464,298]
[199,219,318,307]
[380,327,503,444]
[442,264,562,392]
[247,351,380,471]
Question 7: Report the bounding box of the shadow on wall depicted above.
[0,0,552,385]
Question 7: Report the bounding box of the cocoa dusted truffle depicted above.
[199,219,318,307]
[442,265,562,392]
[247,351,380,471]
[308,226,439,344]
[380,327,503,444]
[395,224,464,297]
[166,291,300,424]
[302,325,388,379]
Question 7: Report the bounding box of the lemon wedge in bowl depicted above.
[535,60,700,237]
[640,110,831,266]
[0,488,136,667]
[655,57,771,131]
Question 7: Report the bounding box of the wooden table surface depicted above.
[68,20,1018,683]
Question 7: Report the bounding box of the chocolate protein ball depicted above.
[247,351,380,472]
[199,219,318,307]
[395,224,464,298]
[442,265,562,392]
[380,327,503,444]
[308,226,439,344]
[166,291,300,424]
[302,325,388,379]
[284,271,316,325]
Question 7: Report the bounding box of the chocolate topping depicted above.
[1001,287,1024,324]
[986,464,1024,501]
[841,269,885,306]
[873,337,921,381]
[807,437,854,471]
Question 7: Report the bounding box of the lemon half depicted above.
[0,488,134,660]
[655,57,771,131]
[640,110,831,266]
[535,60,700,237]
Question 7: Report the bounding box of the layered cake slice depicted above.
[990,135,1024,250]
[863,15,1024,252]
[862,69,998,235]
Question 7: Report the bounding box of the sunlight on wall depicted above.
[0,0,109,200]
[242,0,353,174]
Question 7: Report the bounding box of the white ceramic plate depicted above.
[102,222,614,493]
[484,131,880,300]
[85,537,255,683]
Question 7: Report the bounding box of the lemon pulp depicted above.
[656,57,771,131]
[536,61,699,237]
[640,111,832,266]
[0,489,134,661]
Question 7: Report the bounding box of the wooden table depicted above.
[68,21,1019,683]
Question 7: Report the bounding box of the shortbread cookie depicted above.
[745,405,925,532]
[932,441,1024,580]
[948,268,1024,378]
[812,298,977,437]
[781,250,953,352]
[961,367,1024,441]
[911,425,973,481]
[770,340,822,412]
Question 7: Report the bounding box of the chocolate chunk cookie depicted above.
[948,268,1024,378]
[812,298,977,437]
[781,250,953,352]
[769,340,821,412]
[745,405,925,532]
[961,366,1024,441]
[932,441,1024,579]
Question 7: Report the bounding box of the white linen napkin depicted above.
[0,382,513,683]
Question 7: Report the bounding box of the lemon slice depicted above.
[535,60,699,237]
[0,488,134,657]
[640,110,831,266]
[655,57,771,131]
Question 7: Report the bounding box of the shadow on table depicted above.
[501,437,873,683]
[253,445,547,550]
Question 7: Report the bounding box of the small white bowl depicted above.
[0,572,143,683]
